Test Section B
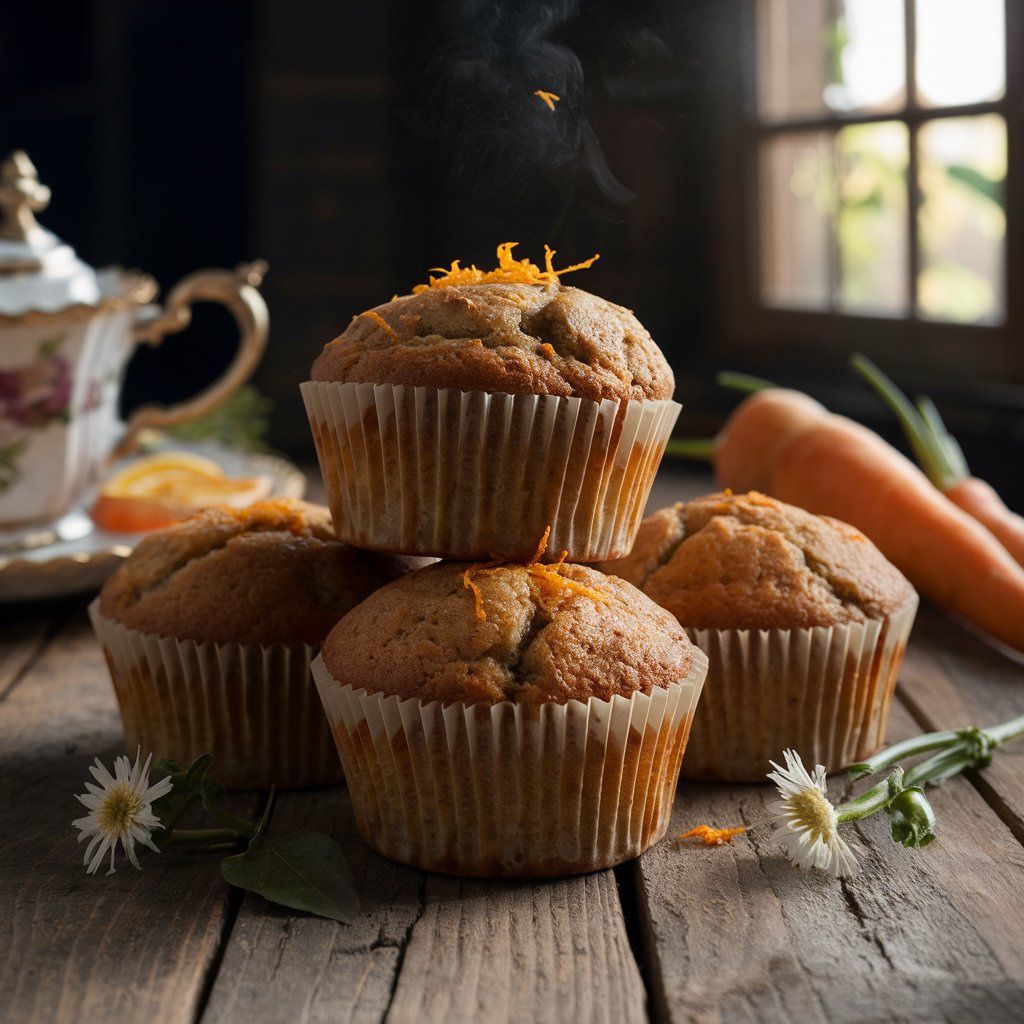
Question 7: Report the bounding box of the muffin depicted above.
[599,491,918,781]
[312,558,708,877]
[300,243,681,562]
[89,499,419,789]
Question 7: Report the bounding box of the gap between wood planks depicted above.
[0,599,76,703]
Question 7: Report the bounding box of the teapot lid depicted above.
[0,150,139,318]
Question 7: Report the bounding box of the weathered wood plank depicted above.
[385,869,646,1024]
[203,784,648,1024]
[899,606,1024,841]
[0,604,56,701]
[202,787,423,1024]
[634,700,1024,1024]
[0,612,259,1024]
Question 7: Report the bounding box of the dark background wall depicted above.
[5,0,1022,503]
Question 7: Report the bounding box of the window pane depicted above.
[915,0,1005,107]
[918,115,1006,323]
[760,132,833,309]
[757,0,904,121]
[826,0,905,113]
[836,122,909,315]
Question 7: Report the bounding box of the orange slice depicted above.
[92,452,272,533]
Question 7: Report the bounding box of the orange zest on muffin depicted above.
[461,527,606,623]
[358,309,397,340]
[411,242,598,293]
[678,824,747,846]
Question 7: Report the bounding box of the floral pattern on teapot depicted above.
[0,335,71,493]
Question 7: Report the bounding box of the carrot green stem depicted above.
[716,371,776,394]
[916,395,969,482]
[665,438,716,461]
[849,354,966,492]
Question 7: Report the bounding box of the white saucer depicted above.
[0,441,306,602]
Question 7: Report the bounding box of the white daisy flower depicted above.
[72,750,173,875]
[768,748,859,879]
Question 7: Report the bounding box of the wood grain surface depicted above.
[0,614,259,1024]
[1,468,1023,1024]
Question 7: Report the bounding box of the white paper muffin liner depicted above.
[301,381,680,562]
[89,601,341,790]
[681,596,919,782]
[312,646,709,878]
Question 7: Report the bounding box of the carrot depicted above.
[851,354,1024,567]
[667,379,1024,653]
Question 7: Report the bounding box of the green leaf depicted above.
[946,165,1003,208]
[200,776,226,808]
[222,831,360,923]
[166,384,274,453]
[153,757,182,778]
[183,752,215,791]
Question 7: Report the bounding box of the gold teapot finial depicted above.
[0,150,52,244]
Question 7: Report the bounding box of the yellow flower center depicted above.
[97,784,143,836]
[789,788,834,842]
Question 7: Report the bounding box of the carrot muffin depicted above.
[312,557,708,877]
[599,491,918,781]
[90,499,419,789]
[301,243,681,562]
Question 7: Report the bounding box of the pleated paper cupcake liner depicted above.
[311,647,708,878]
[89,601,342,790]
[681,596,919,782]
[301,381,680,562]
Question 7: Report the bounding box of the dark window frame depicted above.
[712,0,1024,385]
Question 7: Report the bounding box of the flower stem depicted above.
[986,713,1024,747]
[836,769,901,822]
[845,730,960,779]
[201,805,258,839]
[167,828,243,847]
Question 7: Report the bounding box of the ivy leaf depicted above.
[221,831,360,923]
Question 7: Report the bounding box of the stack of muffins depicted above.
[90,244,918,878]
[91,246,708,878]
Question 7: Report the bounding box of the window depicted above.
[715,0,1021,381]
[758,0,1006,323]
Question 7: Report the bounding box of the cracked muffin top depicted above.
[99,499,421,646]
[598,491,915,630]
[310,282,675,403]
[320,560,695,706]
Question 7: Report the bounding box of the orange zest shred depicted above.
[359,310,397,340]
[462,568,487,622]
[534,89,560,111]
[411,242,599,293]
[538,342,556,361]
[678,824,748,847]
[462,528,605,623]
[529,525,552,565]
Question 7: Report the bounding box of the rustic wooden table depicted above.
[2,469,1024,1024]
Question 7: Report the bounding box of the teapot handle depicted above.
[124,260,268,442]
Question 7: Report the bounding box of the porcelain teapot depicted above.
[0,151,268,539]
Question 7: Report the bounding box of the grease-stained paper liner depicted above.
[301,381,680,562]
[89,601,341,791]
[312,647,708,878]
[682,596,918,782]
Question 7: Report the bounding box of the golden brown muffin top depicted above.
[310,282,674,402]
[599,491,915,630]
[99,499,420,646]
[320,560,694,706]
